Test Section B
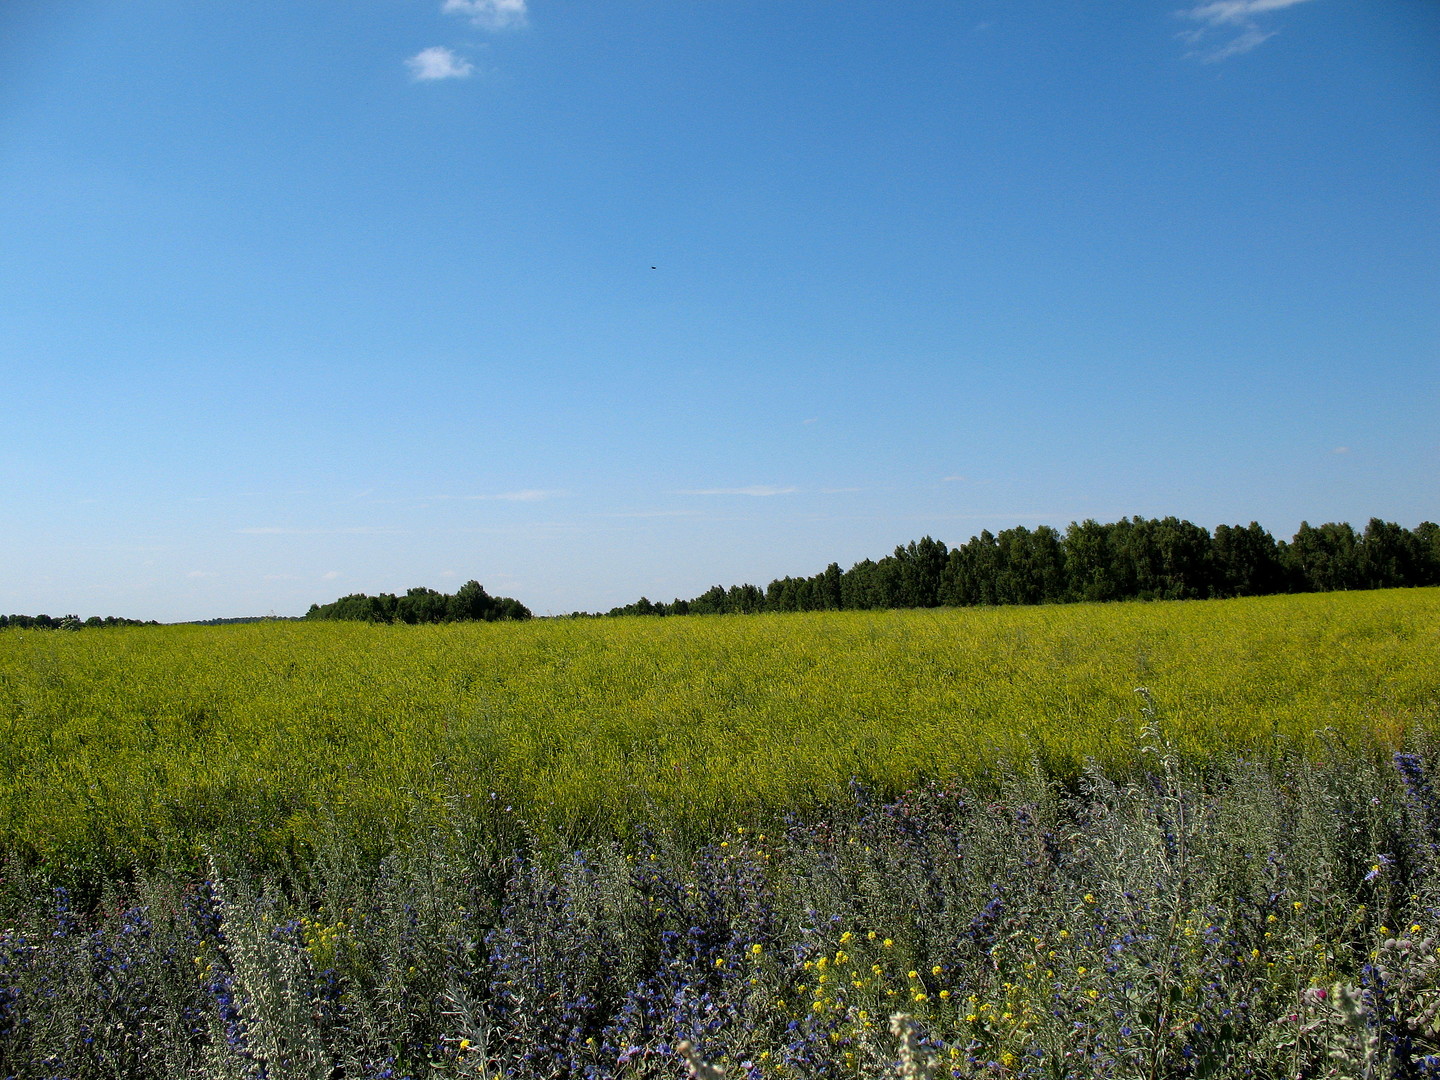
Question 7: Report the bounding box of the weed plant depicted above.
[3,705,1440,1078]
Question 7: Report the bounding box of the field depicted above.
[3,589,1436,875]
[2,589,1439,1078]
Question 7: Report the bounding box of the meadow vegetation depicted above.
[2,589,1436,878]
[0,589,1438,1077]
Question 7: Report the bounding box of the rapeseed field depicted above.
[1,588,1434,875]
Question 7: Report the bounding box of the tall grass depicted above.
[3,737,1440,1078]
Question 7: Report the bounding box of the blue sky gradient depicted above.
[2,1,1436,619]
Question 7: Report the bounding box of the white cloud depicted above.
[442,0,528,30]
[1188,0,1315,24]
[322,571,342,581]
[1178,0,1316,60]
[1202,27,1276,60]
[406,46,475,81]
[677,486,799,497]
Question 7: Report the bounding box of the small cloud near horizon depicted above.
[677,486,799,497]
[442,0,528,30]
[406,46,475,80]
[1177,0,1318,61]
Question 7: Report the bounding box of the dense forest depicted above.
[305,579,532,623]
[596,516,1440,617]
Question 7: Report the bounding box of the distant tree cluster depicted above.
[597,517,1440,617]
[189,616,298,626]
[0,614,157,631]
[305,580,532,624]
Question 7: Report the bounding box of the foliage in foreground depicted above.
[1,590,1437,883]
[5,714,1440,1079]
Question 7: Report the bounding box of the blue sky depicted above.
[1,1,1436,620]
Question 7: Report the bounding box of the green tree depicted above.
[992,525,1067,604]
[1287,521,1363,591]
[730,584,767,613]
[840,559,879,609]
[449,580,498,621]
[1064,520,1118,602]
[1211,522,1285,597]
[689,586,730,615]
[893,536,949,607]
[1358,518,1422,589]
[1413,522,1440,586]
[1139,516,1213,599]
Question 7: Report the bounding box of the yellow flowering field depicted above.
[0,588,1436,873]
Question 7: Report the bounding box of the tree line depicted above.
[594,516,1440,617]
[0,614,158,631]
[305,580,532,624]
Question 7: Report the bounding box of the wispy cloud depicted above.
[406,46,475,80]
[676,486,799,497]
[489,489,561,502]
[606,509,705,519]
[415,490,566,503]
[236,526,403,536]
[1177,0,1317,61]
[442,0,528,30]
